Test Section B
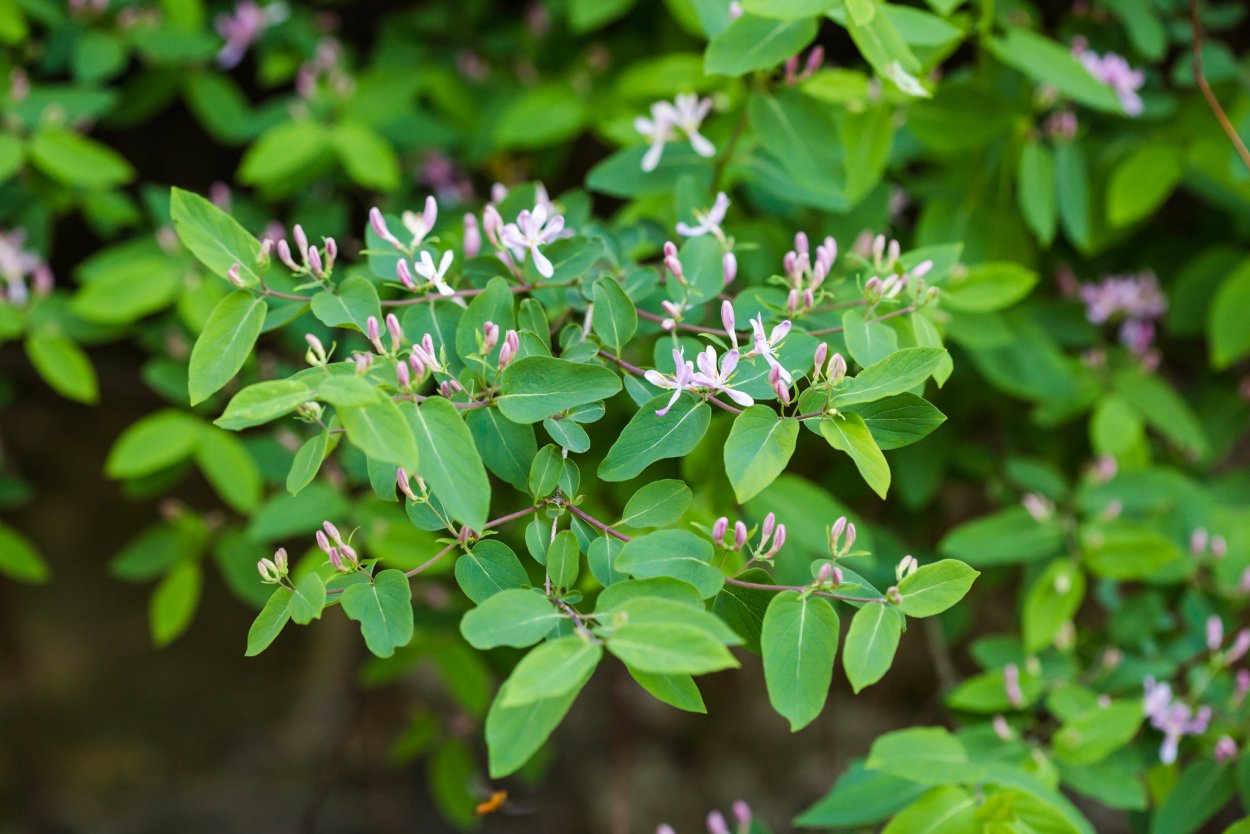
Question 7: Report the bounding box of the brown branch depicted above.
[1191,0,1250,171]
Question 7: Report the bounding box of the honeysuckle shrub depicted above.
[2,0,1250,831]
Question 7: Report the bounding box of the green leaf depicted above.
[309,275,380,333]
[246,587,293,656]
[287,430,332,496]
[70,263,181,325]
[456,276,516,364]
[485,665,591,778]
[819,412,890,498]
[988,28,1124,112]
[880,786,978,834]
[289,572,327,625]
[591,277,638,353]
[216,380,313,430]
[106,410,203,478]
[170,187,263,286]
[941,263,1038,313]
[704,14,817,76]
[1053,701,1142,766]
[465,407,536,492]
[844,393,946,450]
[841,308,899,367]
[866,726,983,785]
[1107,143,1184,227]
[547,530,580,590]
[0,520,50,583]
[238,120,332,189]
[339,398,421,471]
[528,444,563,498]
[618,479,693,528]
[1018,141,1058,245]
[330,121,400,190]
[627,668,706,713]
[1209,258,1250,368]
[188,292,267,404]
[1023,560,1085,652]
[843,0,927,96]
[1055,141,1092,250]
[712,568,774,653]
[599,395,711,482]
[795,762,927,828]
[1150,761,1235,834]
[832,347,948,406]
[149,560,201,647]
[460,588,562,649]
[748,90,844,192]
[615,530,724,599]
[501,636,603,706]
[455,540,530,604]
[407,397,490,531]
[28,127,133,189]
[724,406,799,503]
[24,330,98,403]
[195,427,262,512]
[843,603,903,693]
[494,82,588,149]
[939,506,1065,567]
[607,622,738,674]
[761,591,840,731]
[741,0,835,17]
[1080,523,1183,580]
[498,356,623,424]
[543,416,590,452]
[340,569,415,658]
[1113,368,1208,458]
[896,559,978,617]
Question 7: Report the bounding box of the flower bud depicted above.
[257,558,280,583]
[732,801,751,827]
[794,230,809,255]
[498,329,519,368]
[482,321,500,354]
[1208,616,1225,652]
[896,554,917,580]
[722,251,737,286]
[386,313,404,351]
[370,207,404,249]
[804,45,824,76]
[324,237,337,270]
[292,224,309,260]
[802,288,814,309]
[353,352,372,375]
[327,546,345,572]
[663,240,678,260]
[665,254,685,284]
[761,512,776,544]
[316,529,332,554]
[396,360,411,389]
[733,520,748,551]
[721,299,738,348]
[1213,534,1228,559]
[366,315,381,344]
[226,262,247,288]
[844,522,856,551]
[1216,736,1239,763]
[830,516,846,552]
[397,467,418,501]
[773,375,791,405]
[712,516,729,545]
[440,379,463,397]
[339,543,358,566]
[887,238,900,267]
[1003,663,1024,708]
[786,289,800,315]
[707,810,730,834]
[1226,629,1250,665]
[273,547,288,573]
[765,524,787,557]
[813,343,828,379]
[397,259,416,291]
[463,213,481,258]
[305,333,327,366]
[483,204,504,247]
[307,246,324,278]
[827,352,846,384]
[277,239,300,271]
[817,562,833,585]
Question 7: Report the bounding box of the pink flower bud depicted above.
[707,810,730,834]
[1190,528,1209,555]
[665,255,685,284]
[721,299,737,346]
[463,213,481,258]
[397,467,418,501]
[722,252,737,285]
[761,512,776,543]
[786,289,800,315]
[386,313,403,351]
[257,558,279,583]
[1004,663,1024,708]
[661,299,682,319]
[273,547,288,572]
[1227,629,1250,665]
[293,224,309,260]
[732,521,748,551]
[316,530,332,554]
[912,259,933,279]
[817,562,833,584]
[813,343,828,379]
[766,524,787,556]
[324,237,337,270]
[421,195,438,236]
[830,516,846,550]
[307,246,324,278]
[277,239,300,271]
[498,329,519,368]
[339,543,358,565]
[483,204,504,247]
[802,288,814,309]
[827,352,846,383]
[440,379,462,397]
[830,565,843,586]
[323,520,342,543]
[1213,535,1228,559]
[712,516,729,544]
[887,238,900,265]
[864,276,882,296]
[1216,736,1238,763]
[397,259,416,290]
[773,376,791,405]
[353,352,372,375]
[784,54,800,79]
[845,522,856,551]
[732,801,751,826]
[1208,616,1224,652]
[657,826,676,834]
[482,321,500,354]
[794,231,809,255]
[327,546,344,571]
[396,360,411,388]
[783,251,798,278]
[804,45,824,75]
[366,316,381,344]
[226,263,246,288]
[370,207,403,249]
[408,352,426,379]
[663,240,678,260]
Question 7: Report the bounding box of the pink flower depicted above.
[1078,48,1145,116]
[749,315,793,385]
[691,346,755,408]
[643,348,696,416]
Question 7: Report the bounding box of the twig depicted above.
[568,504,631,542]
[724,576,887,604]
[1191,0,1250,171]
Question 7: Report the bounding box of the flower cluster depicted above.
[1079,271,1166,356]
[215,0,286,68]
[1074,41,1145,116]
[657,800,753,834]
[0,229,52,306]
[1142,677,1212,764]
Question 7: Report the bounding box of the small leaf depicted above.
[819,413,890,499]
[724,406,799,503]
[599,395,711,482]
[591,277,637,353]
[0,521,50,583]
[455,540,530,604]
[340,569,415,658]
[195,427,263,512]
[170,187,263,286]
[498,356,623,424]
[24,330,98,403]
[501,637,603,706]
[618,479,693,528]
[150,561,202,647]
[460,588,562,649]
[896,559,979,617]
[407,397,490,532]
[289,572,327,625]
[843,603,902,693]
[106,410,204,478]
[246,586,293,656]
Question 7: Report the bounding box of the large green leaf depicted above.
[599,395,711,481]
[591,277,637,353]
[501,637,603,706]
[498,356,622,424]
[832,347,948,406]
[705,14,817,76]
[170,187,263,286]
[188,291,267,404]
[460,588,563,649]
[842,603,902,693]
[340,569,415,658]
[615,530,724,598]
[724,406,798,503]
[0,521,51,583]
[761,590,840,731]
[407,397,490,531]
[339,398,420,471]
[988,28,1124,113]
[820,412,890,498]
[106,410,204,478]
[896,559,978,617]
[485,666,591,778]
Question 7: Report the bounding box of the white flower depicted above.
[676,191,730,238]
[691,346,754,408]
[414,249,455,296]
[643,348,696,416]
[634,93,715,172]
[500,204,565,278]
[750,315,793,385]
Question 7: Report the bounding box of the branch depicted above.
[1190,0,1250,171]
[568,504,632,542]
[724,576,887,604]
